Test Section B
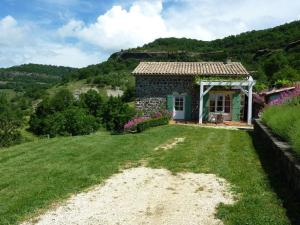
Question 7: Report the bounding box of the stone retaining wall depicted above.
[254,119,300,195]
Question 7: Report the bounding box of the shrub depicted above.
[0,111,22,147]
[273,66,300,83]
[79,90,103,117]
[43,112,67,137]
[124,117,148,132]
[262,104,300,156]
[137,117,169,133]
[122,86,135,102]
[102,97,135,133]
[50,89,75,112]
[150,109,172,119]
[268,87,300,105]
[63,107,99,136]
[274,79,292,88]
[29,89,100,137]
[290,119,300,156]
[0,94,23,147]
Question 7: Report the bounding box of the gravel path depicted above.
[22,167,235,225]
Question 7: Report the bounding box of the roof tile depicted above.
[132,62,249,76]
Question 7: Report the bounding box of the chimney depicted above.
[226,58,232,64]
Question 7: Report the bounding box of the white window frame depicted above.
[173,95,185,120]
[209,94,231,114]
[173,96,185,111]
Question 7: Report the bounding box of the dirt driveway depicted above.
[22,167,235,225]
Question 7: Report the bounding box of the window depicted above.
[174,96,184,111]
[209,94,231,113]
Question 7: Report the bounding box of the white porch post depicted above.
[247,81,253,125]
[199,82,204,124]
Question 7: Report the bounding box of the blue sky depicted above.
[0,0,300,68]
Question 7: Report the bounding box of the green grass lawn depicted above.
[0,125,291,225]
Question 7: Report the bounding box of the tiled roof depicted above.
[132,62,249,76]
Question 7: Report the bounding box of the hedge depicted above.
[262,104,300,157]
[137,117,169,133]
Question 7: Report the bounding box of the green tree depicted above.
[80,90,103,117]
[263,53,288,78]
[102,97,135,133]
[0,94,23,147]
[273,66,300,83]
[50,89,75,112]
[63,107,99,136]
[122,86,136,102]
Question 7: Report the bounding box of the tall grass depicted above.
[262,104,300,156]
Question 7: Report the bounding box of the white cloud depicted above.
[0,16,27,46]
[59,0,300,54]
[59,0,168,51]
[1,0,300,68]
[0,16,100,68]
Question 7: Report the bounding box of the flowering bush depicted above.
[150,109,172,119]
[268,88,300,106]
[124,109,172,133]
[124,117,148,132]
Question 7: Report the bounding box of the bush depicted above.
[0,112,22,147]
[29,89,100,137]
[262,104,300,156]
[137,117,169,133]
[63,107,99,136]
[0,94,23,147]
[50,89,75,112]
[122,86,135,102]
[79,90,103,117]
[102,97,135,133]
[124,117,148,132]
[43,112,67,137]
[273,66,300,83]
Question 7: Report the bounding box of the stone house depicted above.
[133,62,256,125]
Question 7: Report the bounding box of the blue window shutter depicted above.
[184,96,192,120]
[167,95,173,112]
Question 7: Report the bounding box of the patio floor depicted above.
[170,120,253,130]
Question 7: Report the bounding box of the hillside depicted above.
[0,64,77,99]
[0,63,76,77]
[66,20,300,91]
[1,21,300,98]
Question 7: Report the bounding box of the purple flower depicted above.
[268,88,300,106]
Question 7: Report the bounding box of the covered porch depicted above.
[198,76,256,125]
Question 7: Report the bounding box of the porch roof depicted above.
[132,62,249,77]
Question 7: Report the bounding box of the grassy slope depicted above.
[0,89,17,99]
[47,80,107,98]
[262,104,300,157]
[0,126,290,225]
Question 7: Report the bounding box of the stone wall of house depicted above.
[136,75,195,97]
[135,97,166,114]
[135,75,198,115]
[135,75,247,121]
